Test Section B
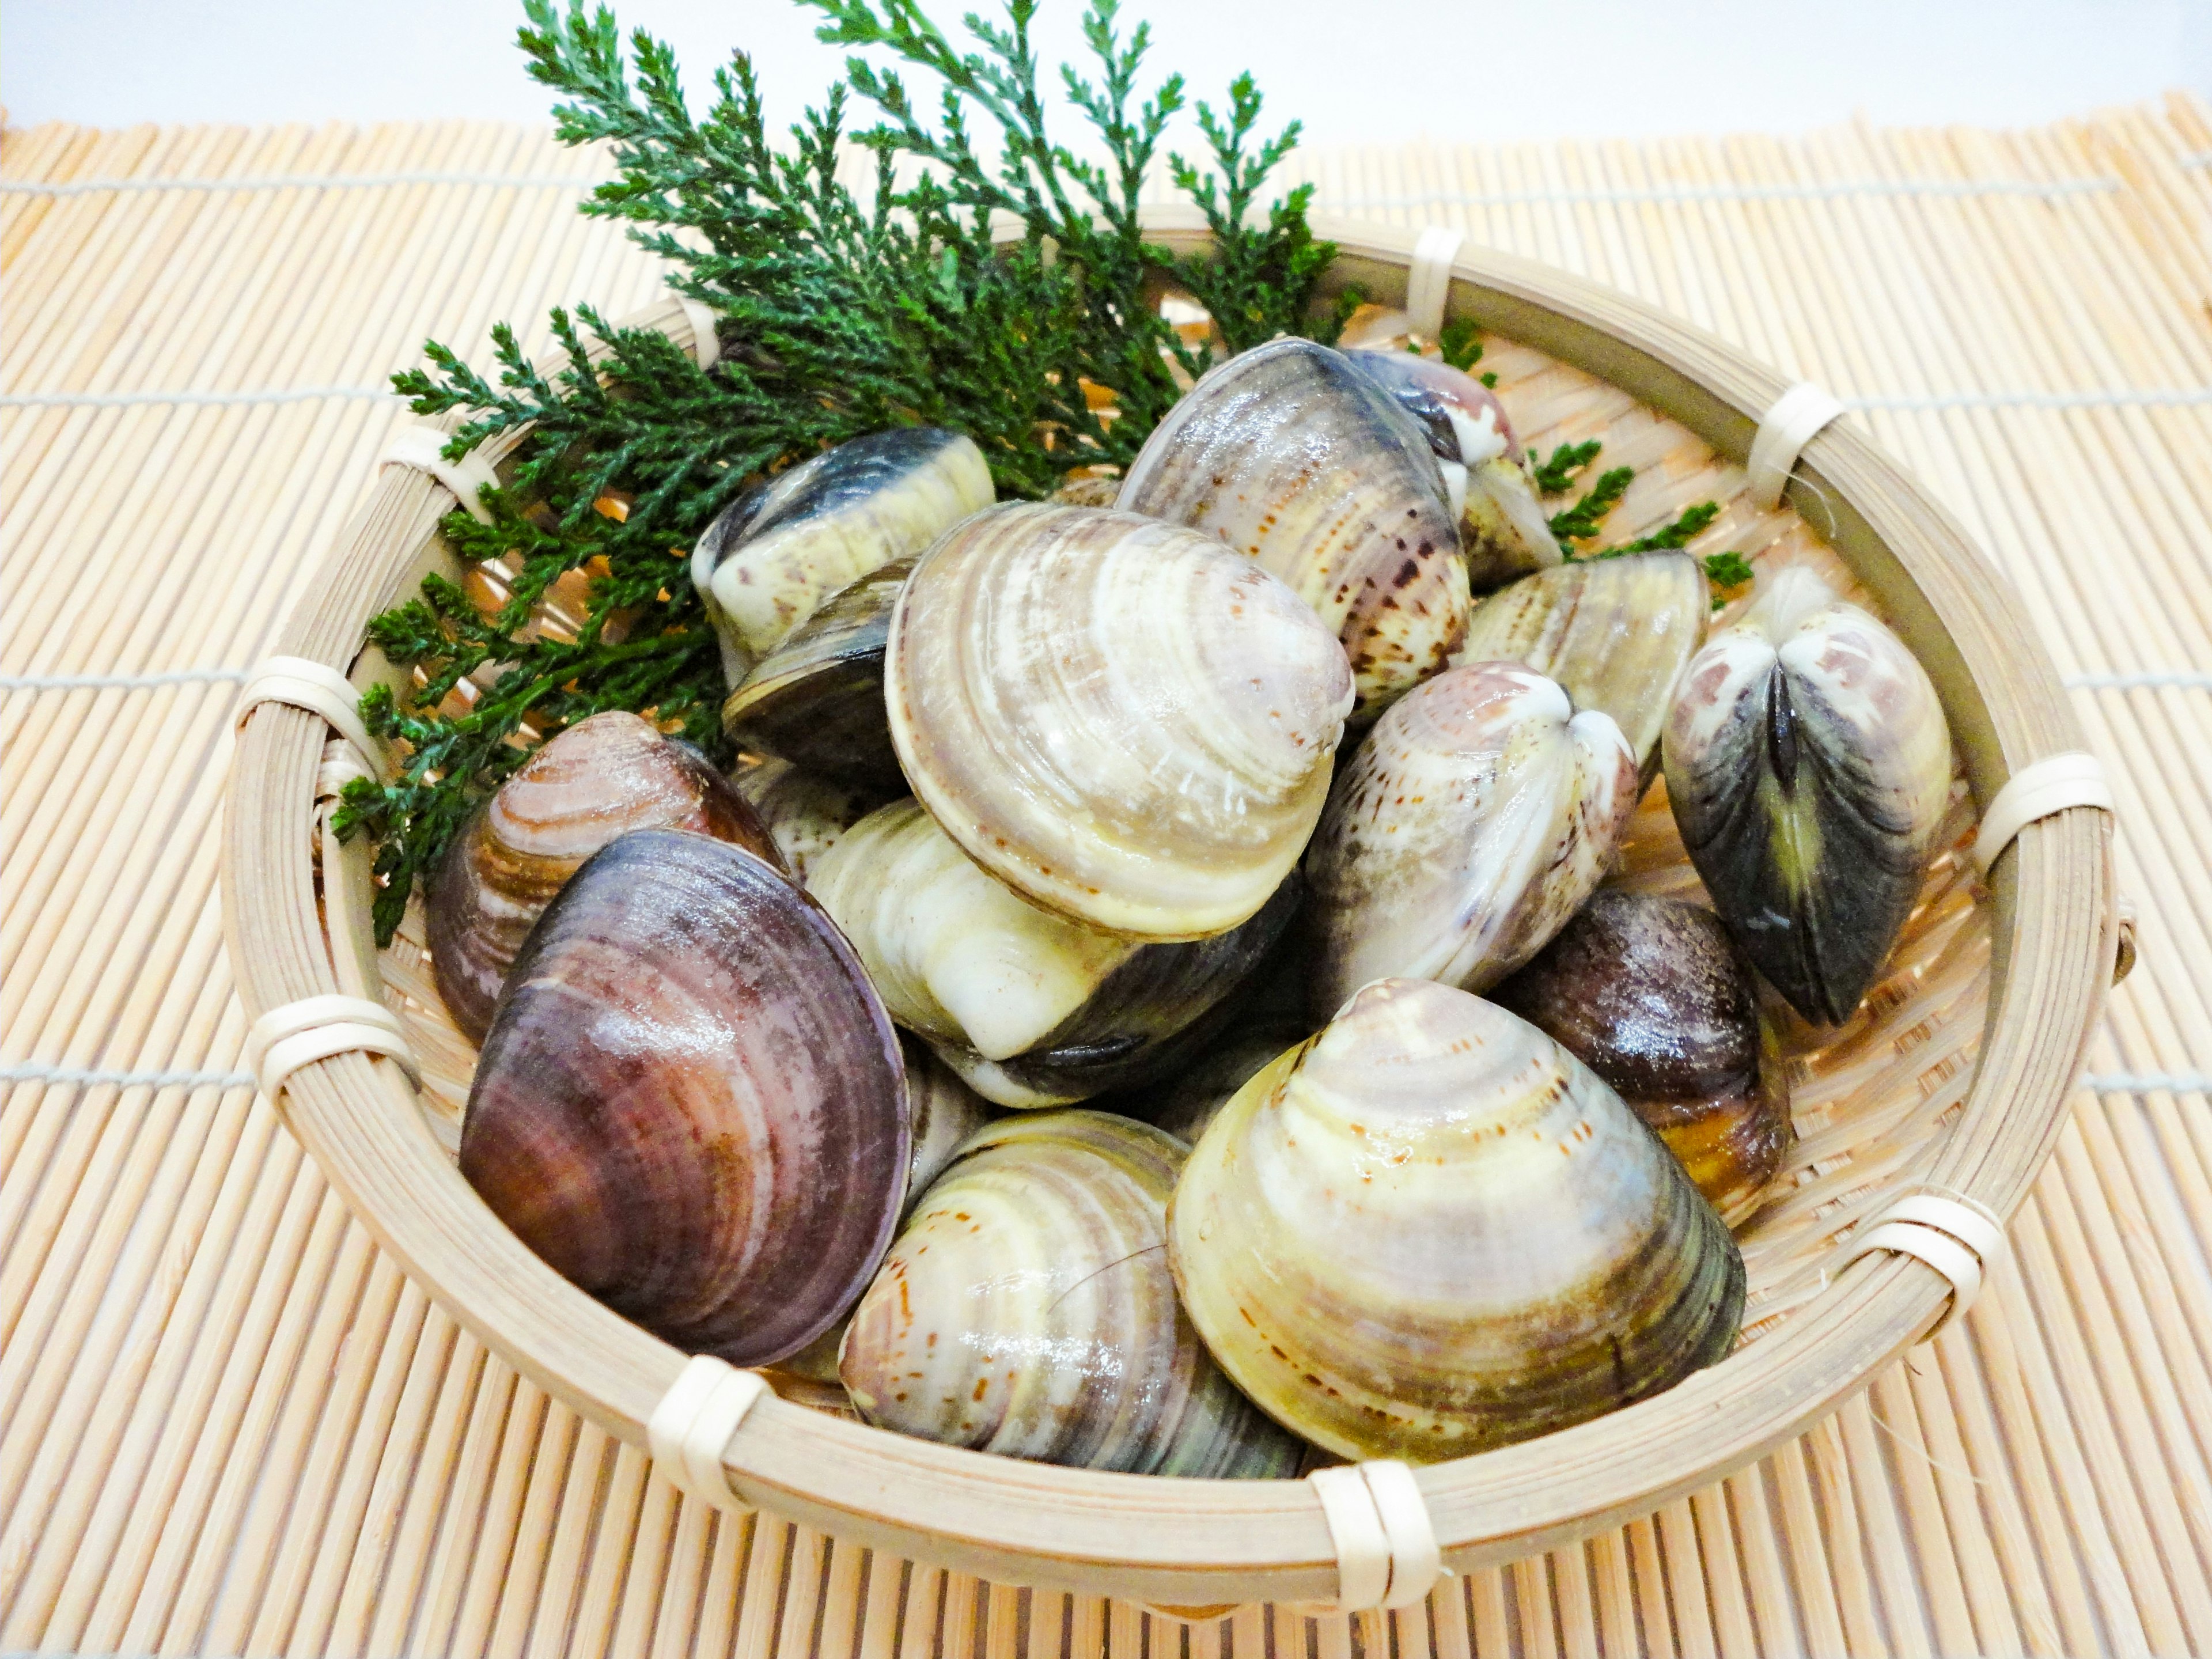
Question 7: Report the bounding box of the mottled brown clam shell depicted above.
[1169,978,1744,1461]
[721,559,911,791]
[1491,890,1793,1225]
[1116,338,1469,718]
[840,1111,1302,1476]
[427,711,781,1043]
[460,828,910,1366]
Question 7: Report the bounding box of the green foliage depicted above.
[1547,464,1634,547]
[338,0,1343,942]
[1529,438,1601,495]
[1699,549,1757,604]
[1531,440,1741,604]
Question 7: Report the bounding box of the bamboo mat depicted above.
[5,93,2212,1659]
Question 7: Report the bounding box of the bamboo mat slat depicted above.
[4,95,2211,1658]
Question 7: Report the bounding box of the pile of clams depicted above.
[436,337,1955,1477]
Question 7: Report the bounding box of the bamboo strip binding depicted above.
[221,215,2118,1606]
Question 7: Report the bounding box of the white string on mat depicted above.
[1745,382,1847,512]
[1403,226,1465,344]
[1843,1189,2008,1339]
[383,425,501,524]
[0,385,399,409]
[0,1062,257,1091]
[1971,751,2114,877]
[0,171,600,197]
[647,1354,769,1508]
[1325,177,2117,209]
[1844,387,2212,411]
[1302,1461,1444,1612]
[0,667,252,691]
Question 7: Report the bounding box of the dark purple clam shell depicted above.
[459,827,910,1365]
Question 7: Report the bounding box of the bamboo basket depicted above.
[221,208,2120,1612]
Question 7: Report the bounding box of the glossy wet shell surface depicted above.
[459,829,910,1367]
[1454,552,1708,782]
[1117,338,1470,717]
[812,801,1298,1107]
[694,427,993,680]
[1303,662,1639,1016]
[1491,890,1793,1225]
[721,558,911,790]
[1663,569,1954,1024]
[1169,978,1745,1462]
[839,1111,1303,1476]
[887,502,1354,940]
[426,712,780,1043]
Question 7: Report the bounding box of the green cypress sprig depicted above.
[336,0,1342,942]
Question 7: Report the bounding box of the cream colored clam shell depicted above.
[1304,662,1639,1014]
[1168,979,1744,1462]
[887,503,1355,940]
[809,800,1138,1062]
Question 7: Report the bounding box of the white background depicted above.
[5,0,2210,147]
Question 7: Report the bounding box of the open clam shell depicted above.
[1304,661,1639,1017]
[1492,890,1793,1226]
[887,502,1354,940]
[1453,551,1708,784]
[1344,349,1563,588]
[1169,978,1745,1461]
[1663,567,1954,1025]
[693,426,992,684]
[460,829,910,1366]
[840,1111,1304,1476]
[427,711,781,1043]
[721,558,911,791]
[810,800,1298,1106]
[1116,338,1469,717]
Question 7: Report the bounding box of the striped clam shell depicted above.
[427,711,781,1043]
[1453,551,1709,785]
[1344,349,1563,589]
[693,426,993,684]
[1663,567,1954,1025]
[1492,890,1793,1226]
[810,800,1298,1106]
[1116,338,1470,718]
[460,829,910,1366]
[1303,661,1639,1018]
[887,502,1353,941]
[840,1110,1303,1476]
[1169,978,1745,1462]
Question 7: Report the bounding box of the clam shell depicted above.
[693,427,993,683]
[1491,891,1793,1225]
[721,558,910,790]
[1116,338,1469,717]
[427,711,781,1043]
[1169,978,1745,1461]
[887,502,1354,940]
[1303,662,1639,1017]
[729,755,895,884]
[810,800,1298,1105]
[1454,552,1707,785]
[1344,350,1563,588]
[460,829,910,1366]
[840,1111,1304,1476]
[1663,568,1954,1025]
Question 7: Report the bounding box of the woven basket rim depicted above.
[221,207,2114,1606]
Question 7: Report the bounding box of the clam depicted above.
[887,502,1354,940]
[1663,567,1953,1025]
[427,711,782,1043]
[721,559,910,790]
[1344,350,1562,588]
[810,800,1298,1107]
[1303,661,1639,1018]
[729,755,894,884]
[1452,551,1708,783]
[460,829,909,1365]
[1115,338,1469,717]
[692,426,993,683]
[1491,891,1792,1225]
[1169,978,1745,1461]
[840,1110,1304,1476]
